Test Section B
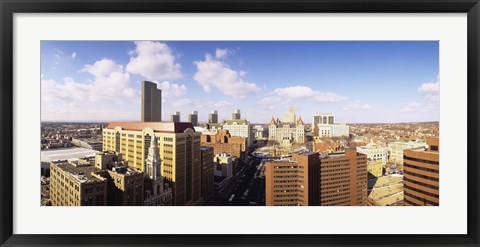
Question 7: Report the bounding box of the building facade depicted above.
[222,119,253,148]
[265,152,320,206]
[268,117,305,144]
[102,122,202,206]
[319,150,368,206]
[403,137,439,206]
[144,136,173,206]
[188,111,198,126]
[170,111,181,123]
[356,140,389,164]
[50,157,107,206]
[141,81,162,122]
[200,129,245,158]
[313,113,349,137]
[232,109,241,120]
[388,141,426,168]
[208,110,218,124]
[200,147,214,205]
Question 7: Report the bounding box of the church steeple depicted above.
[146,136,162,180]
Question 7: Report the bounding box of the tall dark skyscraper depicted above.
[141,81,162,122]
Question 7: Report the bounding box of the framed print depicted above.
[1,0,479,246]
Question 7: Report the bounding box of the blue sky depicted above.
[41,41,439,123]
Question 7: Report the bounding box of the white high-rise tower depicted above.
[144,136,172,206]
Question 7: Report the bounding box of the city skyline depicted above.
[41,41,439,123]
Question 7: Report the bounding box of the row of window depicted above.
[404,177,439,190]
[404,170,439,182]
[404,184,439,199]
[404,192,439,206]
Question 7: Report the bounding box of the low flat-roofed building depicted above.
[41,147,99,176]
[50,158,107,206]
[367,175,404,206]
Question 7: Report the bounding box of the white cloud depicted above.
[71,52,77,59]
[155,81,187,97]
[259,96,281,109]
[42,58,140,105]
[215,48,231,59]
[273,86,347,103]
[81,58,123,77]
[126,41,182,81]
[417,76,440,110]
[400,102,422,112]
[194,54,261,99]
[343,102,373,111]
[213,101,234,108]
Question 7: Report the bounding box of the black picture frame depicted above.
[1,0,479,246]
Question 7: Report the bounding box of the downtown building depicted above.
[144,136,173,206]
[102,122,203,206]
[319,150,368,206]
[50,151,144,206]
[222,118,253,149]
[388,140,426,169]
[200,147,215,205]
[265,152,320,206]
[312,113,349,138]
[268,106,305,145]
[141,81,162,122]
[200,129,246,158]
[403,137,439,206]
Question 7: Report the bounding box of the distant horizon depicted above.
[41,41,439,123]
[41,120,440,125]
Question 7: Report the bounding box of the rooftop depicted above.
[53,161,104,183]
[41,147,99,163]
[106,122,195,133]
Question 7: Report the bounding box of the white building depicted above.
[253,125,268,139]
[268,116,305,144]
[214,153,234,178]
[144,136,173,206]
[388,141,426,166]
[313,113,349,137]
[282,105,297,123]
[356,139,389,164]
[222,119,253,148]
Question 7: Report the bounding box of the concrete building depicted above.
[222,119,253,148]
[319,150,368,206]
[313,113,349,137]
[102,122,202,206]
[144,136,173,206]
[50,157,107,206]
[213,153,235,201]
[367,160,383,178]
[368,175,404,206]
[356,139,389,164]
[50,151,144,206]
[282,105,297,124]
[232,109,241,120]
[253,125,268,139]
[208,110,218,124]
[71,138,103,151]
[200,147,214,205]
[141,81,162,122]
[188,111,198,126]
[170,111,181,123]
[268,116,305,145]
[94,151,144,206]
[388,140,426,168]
[403,137,439,206]
[201,129,245,158]
[265,152,320,206]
